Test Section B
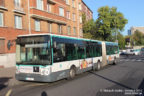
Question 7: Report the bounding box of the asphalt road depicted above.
[1,55,144,96]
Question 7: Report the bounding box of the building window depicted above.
[67,26,71,35]
[47,3,51,12]
[36,0,43,10]
[66,11,70,19]
[66,0,69,5]
[59,7,64,17]
[79,3,82,10]
[80,16,82,23]
[15,15,22,29]
[72,13,76,21]
[73,27,76,36]
[35,19,40,31]
[0,12,3,27]
[72,0,75,8]
[15,0,21,7]
[48,22,52,33]
[58,25,62,34]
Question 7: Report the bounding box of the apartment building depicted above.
[81,0,93,21]
[128,26,144,35]
[0,0,92,68]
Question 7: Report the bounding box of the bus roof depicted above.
[17,33,101,43]
[105,41,118,45]
[17,34,118,44]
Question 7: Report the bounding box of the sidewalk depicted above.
[0,67,18,87]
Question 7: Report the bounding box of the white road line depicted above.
[5,89,12,96]
[137,60,142,62]
[125,59,130,61]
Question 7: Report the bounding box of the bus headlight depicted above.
[41,68,50,75]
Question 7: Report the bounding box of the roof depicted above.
[81,0,93,13]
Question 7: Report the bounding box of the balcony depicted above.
[30,8,67,25]
[48,0,56,4]
[14,2,25,14]
[0,0,7,10]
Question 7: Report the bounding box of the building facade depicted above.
[128,26,144,35]
[81,0,93,21]
[0,0,92,68]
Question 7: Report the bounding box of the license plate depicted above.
[26,77,34,81]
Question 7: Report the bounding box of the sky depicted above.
[83,0,144,36]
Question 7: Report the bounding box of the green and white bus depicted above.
[15,34,119,82]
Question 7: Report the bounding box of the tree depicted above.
[117,32,125,49]
[95,6,128,41]
[131,30,144,45]
[82,13,95,39]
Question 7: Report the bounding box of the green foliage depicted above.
[117,32,125,49]
[131,30,144,45]
[82,6,128,48]
[95,6,128,41]
[82,13,95,39]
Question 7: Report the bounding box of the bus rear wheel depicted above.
[69,67,76,79]
[96,61,101,71]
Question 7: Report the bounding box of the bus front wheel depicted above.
[69,67,76,79]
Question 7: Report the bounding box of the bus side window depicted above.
[77,46,85,59]
[65,44,78,61]
[53,42,66,62]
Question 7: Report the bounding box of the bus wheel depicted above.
[96,61,101,71]
[69,67,76,79]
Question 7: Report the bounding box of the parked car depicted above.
[120,50,126,55]
[140,47,144,55]
[133,49,141,55]
[125,49,135,55]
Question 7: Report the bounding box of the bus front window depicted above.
[17,43,51,65]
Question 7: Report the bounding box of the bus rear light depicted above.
[16,66,20,74]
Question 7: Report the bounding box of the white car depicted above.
[133,49,141,55]
[140,48,144,55]
[125,49,135,55]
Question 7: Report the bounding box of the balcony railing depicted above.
[14,2,24,12]
[48,0,56,4]
[0,0,5,7]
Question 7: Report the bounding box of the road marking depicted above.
[125,59,130,61]
[137,60,142,62]
[120,60,123,61]
[5,89,12,96]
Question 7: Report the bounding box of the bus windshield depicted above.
[16,36,51,65]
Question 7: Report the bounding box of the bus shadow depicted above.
[89,71,133,89]
[0,77,12,91]
[137,79,144,96]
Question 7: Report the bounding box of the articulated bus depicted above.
[15,34,119,82]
